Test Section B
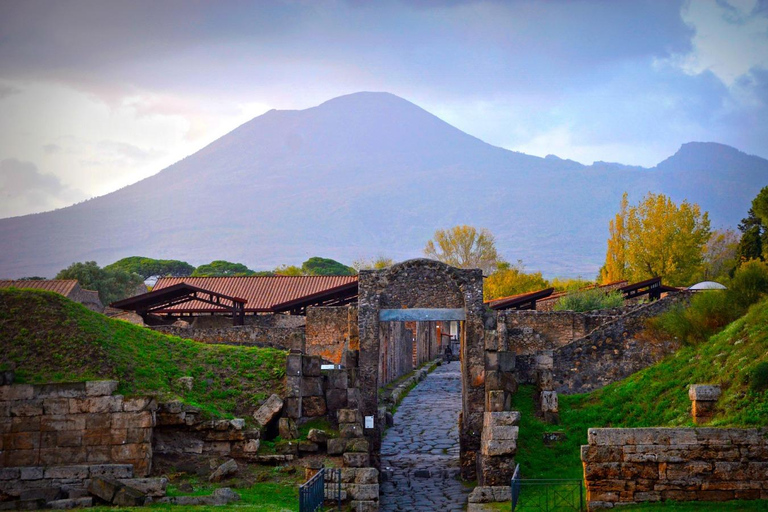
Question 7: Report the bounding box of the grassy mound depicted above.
[515,296,768,480]
[0,289,286,418]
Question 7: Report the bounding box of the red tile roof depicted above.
[153,276,359,313]
[0,279,79,297]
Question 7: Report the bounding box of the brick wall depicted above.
[0,380,156,476]
[305,306,358,364]
[582,427,768,509]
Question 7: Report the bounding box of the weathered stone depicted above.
[302,396,327,417]
[283,397,300,419]
[307,428,329,443]
[85,381,118,397]
[19,467,43,481]
[208,487,240,505]
[252,394,283,428]
[278,417,298,440]
[298,441,319,452]
[300,377,323,397]
[688,384,721,402]
[242,439,260,453]
[302,356,321,377]
[340,423,364,438]
[112,485,148,507]
[327,438,346,455]
[325,389,348,411]
[338,409,362,425]
[44,466,89,480]
[87,477,121,503]
[349,500,378,512]
[483,411,520,428]
[229,418,245,430]
[347,483,378,501]
[175,377,194,392]
[0,384,34,401]
[481,439,517,456]
[209,459,238,482]
[47,498,93,509]
[89,465,134,479]
[486,390,509,412]
[286,353,303,377]
[343,452,370,467]
[115,478,168,497]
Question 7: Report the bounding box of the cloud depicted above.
[0,84,21,101]
[0,159,87,218]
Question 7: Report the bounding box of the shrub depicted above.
[553,289,624,312]
[749,362,768,393]
[651,289,738,345]
[730,259,768,310]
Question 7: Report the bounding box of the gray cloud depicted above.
[0,159,86,217]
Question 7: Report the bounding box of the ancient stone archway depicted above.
[357,259,486,479]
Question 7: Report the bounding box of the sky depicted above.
[1,0,767,219]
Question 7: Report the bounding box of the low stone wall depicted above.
[153,320,304,351]
[582,427,768,509]
[549,293,688,394]
[0,380,155,476]
[152,402,261,462]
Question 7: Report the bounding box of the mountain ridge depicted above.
[1,92,766,279]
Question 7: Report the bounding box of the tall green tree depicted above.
[737,186,768,263]
[105,256,195,279]
[600,192,711,286]
[192,260,256,277]
[56,261,145,304]
[301,257,355,276]
[424,225,500,274]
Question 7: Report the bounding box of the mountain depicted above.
[1,92,766,279]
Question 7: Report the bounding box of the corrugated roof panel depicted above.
[0,279,78,297]
[153,276,359,313]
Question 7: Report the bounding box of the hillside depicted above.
[0,92,766,279]
[515,296,768,480]
[0,289,287,418]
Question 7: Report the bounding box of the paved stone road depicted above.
[380,361,470,511]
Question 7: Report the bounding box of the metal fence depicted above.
[511,465,584,512]
[299,467,342,512]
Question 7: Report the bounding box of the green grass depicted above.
[619,501,768,511]
[0,289,287,418]
[514,297,768,482]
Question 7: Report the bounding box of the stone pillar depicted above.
[478,411,519,486]
[688,384,721,424]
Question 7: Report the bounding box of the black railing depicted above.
[299,467,342,512]
[511,466,584,512]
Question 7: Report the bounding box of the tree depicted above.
[352,256,395,271]
[424,225,500,274]
[56,261,145,305]
[105,256,195,280]
[274,265,304,276]
[699,229,739,281]
[600,192,711,286]
[301,257,355,276]
[483,261,549,300]
[192,260,256,277]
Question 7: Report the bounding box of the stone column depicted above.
[688,384,721,424]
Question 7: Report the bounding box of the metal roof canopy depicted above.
[271,281,359,315]
[110,283,247,325]
[618,277,673,300]
[487,287,555,311]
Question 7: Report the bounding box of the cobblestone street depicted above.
[380,360,470,511]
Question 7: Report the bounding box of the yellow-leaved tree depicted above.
[484,260,550,300]
[599,192,711,286]
[424,225,500,274]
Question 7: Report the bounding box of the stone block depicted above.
[350,500,378,512]
[10,399,44,417]
[42,398,70,416]
[85,381,118,397]
[346,438,370,453]
[307,428,329,443]
[0,384,34,401]
[535,351,554,370]
[338,409,362,425]
[303,396,327,417]
[283,398,300,419]
[347,484,379,501]
[302,356,321,377]
[286,354,303,377]
[327,438,347,455]
[688,384,721,402]
[90,465,134,480]
[326,370,348,390]
[340,423,364,439]
[0,468,21,480]
[344,452,370,467]
[11,416,41,433]
[325,389,348,411]
[84,413,112,430]
[88,477,120,503]
[299,441,319,452]
[230,418,245,430]
[44,466,89,480]
[209,459,238,483]
[20,467,43,481]
[4,431,41,450]
[40,414,86,432]
[278,417,298,440]
[48,498,93,509]
[347,388,361,408]
[122,397,157,412]
[498,351,515,372]
[541,391,558,413]
[354,468,378,484]
[253,394,283,428]
[110,443,149,462]
[478,455,517,486]
[36,383,86,399]
[301,377,324,397]
[482,425,519,442]
[2,449,36,466]
[481,439,517,456]
[485,351,499,371]
[483,411,520,428]
[486,390,510,412]
[113,485,148,507]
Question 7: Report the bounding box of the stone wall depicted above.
[152,314,304,351]
[152,402,260,462]
[305,306,358,364]
[0,380,156,476]
[498,310,619,356]
[582,427,768,509]
[549,293,687,394]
